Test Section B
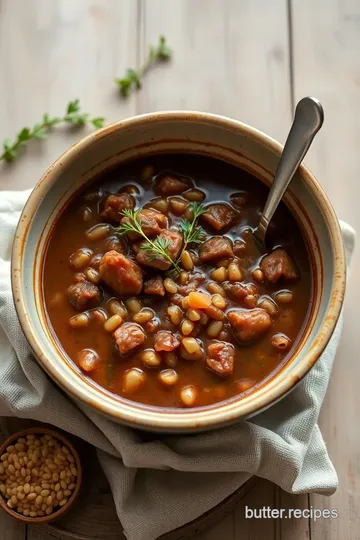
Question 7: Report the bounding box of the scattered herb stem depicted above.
[115,36,172,97]
[116,209,181,273]
[1,99,105,163]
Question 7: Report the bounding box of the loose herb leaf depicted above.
[18,127,32,141]
[116,208,181,273]
[1,99,105,163]
[67,99,80,114]
[3,139,12,150]
[157,35,172,60]
[33,129,47,140]
[91,117,105,129]
[115,35,172,97]
[42,113,62,127]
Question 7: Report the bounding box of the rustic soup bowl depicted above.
[11,111,346,433]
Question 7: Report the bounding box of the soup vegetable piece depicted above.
[43,155,311,408]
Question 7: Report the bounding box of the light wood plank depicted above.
[291,1,360,539]
[0,0,138,191]
[139,0,291,142]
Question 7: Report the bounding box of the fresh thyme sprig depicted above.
[1,99,105,163]
[141,236,171,261]
[179,202,207,251]
[116,203,206,274]
[116,208,181,273]
[115,36,172,97]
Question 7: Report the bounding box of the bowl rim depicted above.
[11,110,346,431]
[0,427,82,524]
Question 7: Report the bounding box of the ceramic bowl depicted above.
[11,111,346,432]
[0,427,82,523]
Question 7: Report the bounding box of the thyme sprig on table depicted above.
[117,208,181,273]
[116,203,206,274]
[115,36,172,97]
[0,99,105,163]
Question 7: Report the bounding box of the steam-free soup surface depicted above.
[43,154,312,408]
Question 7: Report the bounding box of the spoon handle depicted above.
[257,97,324,242]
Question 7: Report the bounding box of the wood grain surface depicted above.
[0,0,358,538]
[291,1,360,539]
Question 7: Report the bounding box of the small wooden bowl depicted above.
[0,427,82,524]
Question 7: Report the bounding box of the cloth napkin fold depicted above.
[0,189,355,540]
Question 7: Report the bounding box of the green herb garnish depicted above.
[1,99,105,163]
[179,202,207,251]
[115,36,172,97]
[116,208,181,273]
[116,203,206,275]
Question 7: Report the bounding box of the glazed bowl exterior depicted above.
[11,111,346,433]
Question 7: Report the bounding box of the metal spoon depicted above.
[254,96,324,247]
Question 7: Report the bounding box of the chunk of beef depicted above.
[177,272,206,295]
[67,281,102,311]
[201,204,235,232]
[99,250,143,296]
[228,308,271,343]
[223,282,258,302]
[73,272,86,283]
[101,193,135,223]
[113,323,145,356]
[154,331,180,352]
[154,175,190,196]
[260,249,298,283]
[120,208,167,240]
[233,240,246,257]
[131,242,141,256]
[223,282,247,300]
[169,293,184,306]
[143,276,165,296]
[206,341,235,377]
[136,229,183,270]
[198,237,233,264]
[162,229,183,259]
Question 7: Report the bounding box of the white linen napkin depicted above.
[0,190,355,540]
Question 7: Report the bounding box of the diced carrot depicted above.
[188,291,212,309]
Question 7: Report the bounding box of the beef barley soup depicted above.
[43,154,312,408]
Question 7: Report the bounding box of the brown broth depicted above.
[43,154,312,408]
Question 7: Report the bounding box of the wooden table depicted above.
[0,1,359,538]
